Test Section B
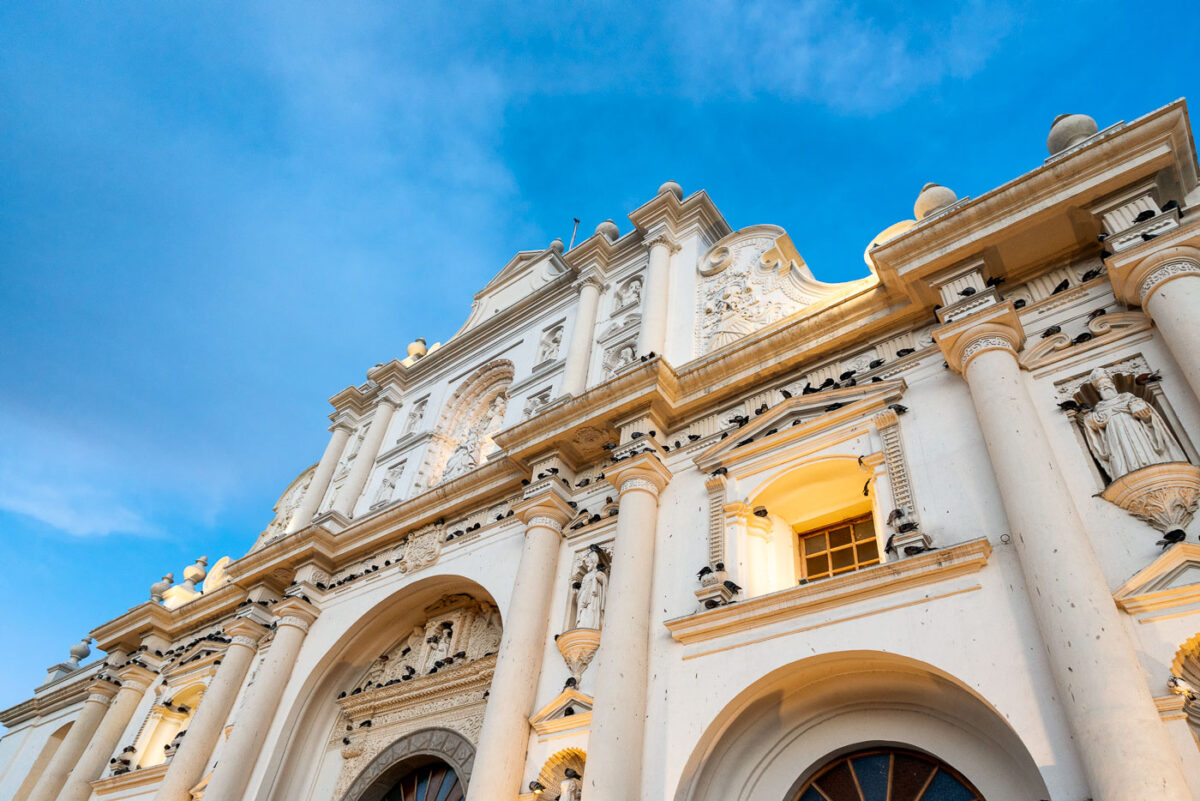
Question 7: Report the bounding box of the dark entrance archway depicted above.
[380,761,464,801]
[794,747,984,801]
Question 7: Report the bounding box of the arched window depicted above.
[794,748,983,801]
[381,761,464,801]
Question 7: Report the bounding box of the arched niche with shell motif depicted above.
[694,225,871,358]
[415,360,514,491]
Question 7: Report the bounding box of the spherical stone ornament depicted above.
[407,337,428,358]
[550,238,565,253]
[182,556,208,586]
[595,219,620,240]
[913,183,958,220]
[1047,113,1098,155]
[69,637,93,666]
[658,180,683,199]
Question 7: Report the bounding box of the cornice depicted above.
[664,538,992,646]
[627,188,732,241]
[91,762,169,796]
[871,100,1195,299]
[1104,221,1200,305]
[338,655,495,721]
[0,663,101,728]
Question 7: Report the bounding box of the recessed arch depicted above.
[338,727,474,801]
[749,454,875,532]
[260,572,502,801]
[673,651,1049,801]
[417,359,515,489]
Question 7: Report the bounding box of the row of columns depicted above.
[26,598,317,801]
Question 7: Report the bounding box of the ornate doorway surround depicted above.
[339,728,474,801]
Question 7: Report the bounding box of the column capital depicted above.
[115,663,157,692]
[85,679,120,703]
[605,451,673,497]
[1106,243,1200,306]
[645,231,681,254]
[225,617,269,646]
[329,416,356,434]
[375,383,403,407]
[273,596,320,632]
[574,269,605,292]
[512,487,574,530]
[933,302,1025,375]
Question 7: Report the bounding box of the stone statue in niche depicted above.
[573,548,607,629]
[537,327,563,363]
[425,623,453,672]
[371,463,404,508]
[443,427,481,479]
[401,399,427,437]
[559,769,583,801]
[1082,367,1187,480]
[617,277,642,309]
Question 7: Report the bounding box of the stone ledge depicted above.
[664,537,992,646]
[91,762,169,796]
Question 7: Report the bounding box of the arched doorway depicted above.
[795,748,984,801]
[381,760,465,801]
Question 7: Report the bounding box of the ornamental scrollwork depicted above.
[620,477,660,496]
[961,335,1014,365]
[1139,260,1200,303]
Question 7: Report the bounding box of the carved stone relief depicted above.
[564,543,613,631]
[401,398,428,438]
[602,341,637,380]
[371,462,405,510]
[614,276,642,312]
[1081,367,1188,480]
[536,326,563,364]
[694,227,850,356]
[259,466,314,545]
[416,360,514,491]
[398,525,444,575]
[523,388,554,420]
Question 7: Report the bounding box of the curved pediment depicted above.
[694,225,872,357]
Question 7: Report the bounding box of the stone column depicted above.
[56,664,156,801]
[201,597,319,801]
[333,389,400,518]
[287,420,353,533]
[1108,246,1200,401]
[635,233,678,358]
[151,618,268,801]
[561,273,603,396]
[935,304,1191,801]
[25,682,118,801]
[584,452,672,801]
[466,487,573,801]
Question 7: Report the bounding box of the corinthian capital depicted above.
[645,232,681,254]
[932,302,1025,374]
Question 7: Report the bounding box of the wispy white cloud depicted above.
[667,0,1018,112]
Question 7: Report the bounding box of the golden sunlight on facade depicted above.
[5,103,1200,801]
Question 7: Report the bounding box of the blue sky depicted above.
[0,1,1196,711]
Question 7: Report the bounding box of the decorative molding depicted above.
[1114,543,1200,615]
[1101,462,1200,535]
[1018,311,1152,370]
[621,476,659,496]
[1140,259,1200,303]
[90,761,169,796]
[704,475,728,567]
[556,628,601,684]
[932,303,1024,375]
[337,726,478,801]
[645,232,681,254]
[529,688,594,737]
[664,538,991,646]
[528,515,565,532]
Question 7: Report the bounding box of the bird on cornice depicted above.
[1156,529,1186,549]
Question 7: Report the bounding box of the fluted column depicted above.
[635,233,677,358]
[561,272,603,396]
[287,420,353,532]
[25,682,118,801]
[56,664,156,801]
[333,389,400,518]
[151,618,267,801]
[584,452,672,801]
[466,487,573,801]
[201,597,319,801]
[1109,245,1200,401]
[935,303,1191,801]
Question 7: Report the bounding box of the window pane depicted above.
[852,753,890,801]
[804,532,827,554]
[813,758,858,799]
[806,554,828,578]
[829,526,853,549]
[853,520,875,541]
[857,539,880,564]
[831,547,856,572]
[922,769,978,801]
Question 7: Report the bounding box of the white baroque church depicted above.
[5,101,1200,801]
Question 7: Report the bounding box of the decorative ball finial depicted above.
[594,219,620,240]
[150,573,174,603]
[658,180,683,199]
[913,183,958,220]
[549,238,565,253]
[68,637,92,667]
[1047,113,1098,155]
[406,337,428,359]
[182,557,208,591]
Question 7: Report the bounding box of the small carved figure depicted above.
[402,399,427,436]
[444,428,482,479]
[537,327,563,363]
[372,464,404,507]
[574,550,607,629]
[426,625,452,670]
[618,277,642,308]
[1082,367,1187,480]
[559,768,583,801]
[706,281,760,351]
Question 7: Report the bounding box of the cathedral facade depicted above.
[5,101,1200,801]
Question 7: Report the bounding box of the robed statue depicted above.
[1083,367,1187,480]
